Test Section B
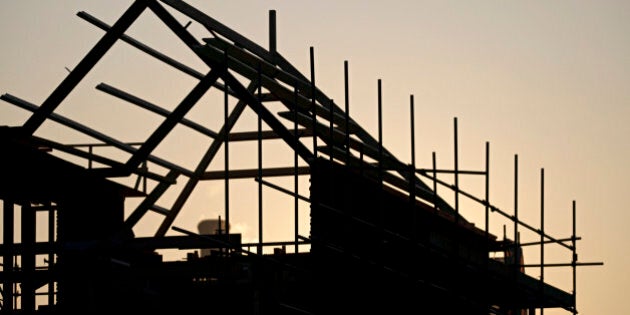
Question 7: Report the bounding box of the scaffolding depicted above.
[0,1,602,314]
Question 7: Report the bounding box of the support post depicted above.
[21,203,36,312]
[377,79,384,241]
[410,95,417,241]
[258,66,264,255]
[432,152,437,213]
[485,142,490,237]
[48,203,56,306]
[344,61,350,161]
[269,10,276,54]
[572,200,577,315]
[484,141,490,310]
[329,99,334,163]
[514,154,519,271]
[310,47,317,158]
[540,167,545,315]
[224,75,230,238]
[294,87,299,253]
[454,117,459,221]
[514,154,520,315]
[3,200,14,312]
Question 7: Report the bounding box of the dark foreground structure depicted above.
[0,1,601,314]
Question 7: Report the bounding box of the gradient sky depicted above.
[1,1,628,314]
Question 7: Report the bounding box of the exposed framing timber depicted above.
[22,0,149,135]
[201,166,310,180]
[1,93,193,177]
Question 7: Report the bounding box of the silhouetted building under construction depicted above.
[0,1,601,314]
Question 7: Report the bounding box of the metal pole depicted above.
[310,47,317,158]
[343,61,351,257]
[514,154,519,270]
[484,141,490,311]
[485,142,490,243]
[269,10,276,54]
[432,152,437,213]
[410,95,417,241]
[454,117,459,222]
[344,61,350,162]
[410,95,415,171]
[258,65,263,255]
[294,87,299,253]
[329,99,334,163]
[572,200,577,315]
[514,154,520,315]
[378,79,383,164]
[224,74,230,237]
[377,79,384,267]
[22,203,36,312]
[3,200,14,311]
[540,168,545,315]
[48,203,55,306]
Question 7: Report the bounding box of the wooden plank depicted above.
[201,166,310,180]
[97,83,219,138]
[228,129,313,142]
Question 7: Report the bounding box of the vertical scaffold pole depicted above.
[514,154,519,271]
[454,117,459,222]
[485,142,490,239]
[22,203,36,312]
[257,64,263,255]
[540,168,545,315]
[514,154,520,315]
[310,47,317,158]
[378,79,383,168]
[224,75,230,238]
[377,79,384,252]
[484,142,490,309]
[410,95,417,241]
[572,200,577,315]
[329,99,334,163]
[344,61,350,162]
[269,10,276,55]
[343,61,351,255]
[328,98,334,225]
[294,87,299,253]
[3,200,14,311]
[432,152,437,213]
[48,203,55,306]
